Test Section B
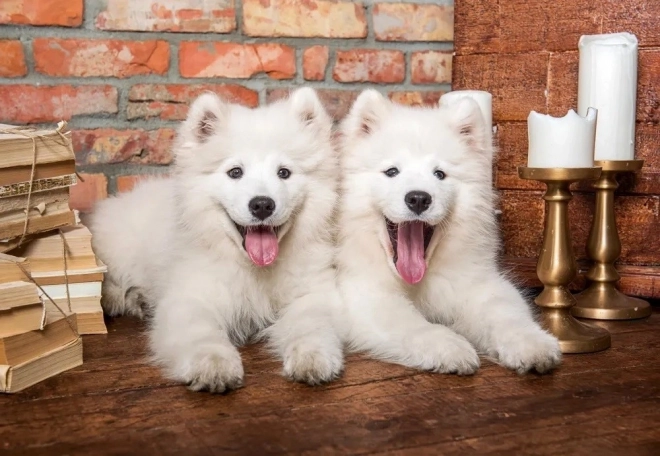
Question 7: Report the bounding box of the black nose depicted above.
[405,191,432,215]
[249,196,276,220]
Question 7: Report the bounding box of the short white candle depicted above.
[578,32,638,161]
[527,108,597,168]
[440,90,493,140]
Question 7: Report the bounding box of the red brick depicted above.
[116,174,166,194]
[127,84,259,120]
[34,39,170,78]
[0,85,118,124]
[179,42,295,79]
[243,0,367,38]
[373,3,453,41]
[96,0,236,33]
[0,0,83,26]
[389,91,445,107]
[72,129,175,166]
[333,50,405,83]
[411,51,452,84]
[69,173,108,213]
[267,88,359,121]
[0,40,27,78]
[302,46,329,81]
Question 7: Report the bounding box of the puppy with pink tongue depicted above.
[335,90,562,377]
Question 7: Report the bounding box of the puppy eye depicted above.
[383,167,399,177]
[434,169,446,180]
[227,167,243,179]
[278,168,291,179]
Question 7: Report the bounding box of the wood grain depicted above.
[499,190,660,265]
[455,1,660,55]
[1,315,660,454]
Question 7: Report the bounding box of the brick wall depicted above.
[0,0,454,212]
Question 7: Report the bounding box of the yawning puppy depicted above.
[335,90,562,375]
[87,88,344,392]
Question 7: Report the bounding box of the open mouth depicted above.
[235,223,283,267]
[385,218,435,285]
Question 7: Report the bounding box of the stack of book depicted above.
[0,121,107,393]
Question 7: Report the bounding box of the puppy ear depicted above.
[289,87,331,129]
[182,92,229,143]
[447,97,487,151]
[343,89,390,137]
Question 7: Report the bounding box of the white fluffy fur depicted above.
[336,90,562,375]
[87,88,344,392]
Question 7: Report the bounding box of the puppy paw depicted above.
[496,329,562,374]
[282,336,344,385]
[407,327,480,375]
[184,345,244,393]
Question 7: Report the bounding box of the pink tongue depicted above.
[395,221,427,284]
[245,227,279,267]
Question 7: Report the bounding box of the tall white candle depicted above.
[527,108,597,168]
[578,32,638,161]
[440,90,493,140]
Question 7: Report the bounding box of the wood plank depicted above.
[495,122,660,194]
[452,53,549,121]
[454,1,660,55]
[549,49,660,124]
[499,190,660,265]
[503,257,660,299]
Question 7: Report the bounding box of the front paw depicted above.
[282,336,344,385]
[184,345,245,393]
[406,327,481,375]
[496,329,562,374]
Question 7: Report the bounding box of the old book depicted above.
[0,122,74,168]
[46,296,106,335]
[12,225,98,272]
[0,162,76,188]
[0,255,30,283]
[0,337,82,393]
[0,172,76,198]
[0,315,78,365]
[0,281,45,337]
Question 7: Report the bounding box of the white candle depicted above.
[440,90,493,139]
[578,32,638,161]
[527,108,597,168]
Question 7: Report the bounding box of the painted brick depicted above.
[33,39,170,78]
[303,46,329,81]
[127,84,259,120]
[116,174,167,193]
[411,51,452,84]
[72,129,175,166]
[243,0,367,38]
[69,173,108,214]
[96,0,236,33]
[267,88,359,121]
[179,42,295,79]
[0,85,118,124]
[0,0,83,27]
[0,41,27,78]
[373,3,453,42]
[333,50,405,84]
[389,91,445,107]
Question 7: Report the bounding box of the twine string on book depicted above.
[0,122,83,248]
[0,231,78,337]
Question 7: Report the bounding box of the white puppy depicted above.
[335,90,561,375]
[87,88,344,392]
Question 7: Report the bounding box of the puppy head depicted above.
[340,90,490,284]
[175,88,334,267]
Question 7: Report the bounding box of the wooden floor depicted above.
[2,309,660,455]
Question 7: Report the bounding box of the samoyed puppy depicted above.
[335,90,562,375]
[87,88,343,392]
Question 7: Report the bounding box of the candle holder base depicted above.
[574,284,652,320]
[540,307,611,354]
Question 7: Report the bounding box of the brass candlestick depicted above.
[573,160,651,320]
[518,167,611,354]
